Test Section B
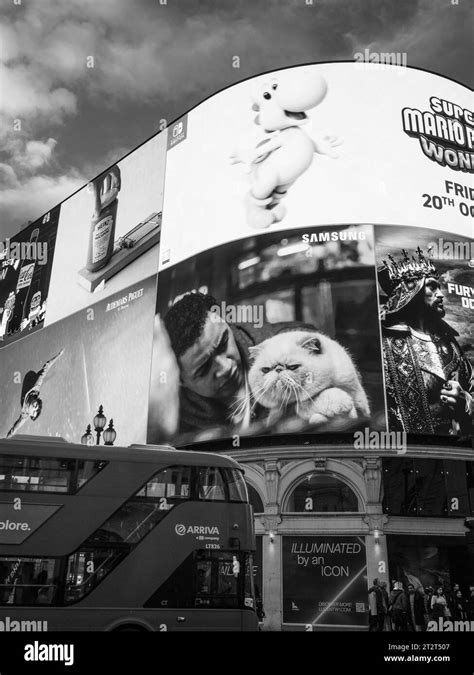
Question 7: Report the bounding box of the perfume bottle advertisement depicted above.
[44,130,167,327]
[0,275,157,446]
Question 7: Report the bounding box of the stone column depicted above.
[364,529,390,589]
[261,460,282,630]
[261,519,282,631]
[363,457,390,589]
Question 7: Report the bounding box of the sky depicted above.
[1,0,472,238]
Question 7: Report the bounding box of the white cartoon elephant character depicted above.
[230,70,342,229]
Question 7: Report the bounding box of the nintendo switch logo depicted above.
[167,115,188,150]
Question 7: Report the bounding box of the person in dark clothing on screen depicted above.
[163,292,315,436]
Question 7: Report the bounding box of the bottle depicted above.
[86,165,121,273]
[1,292,15,339]
[9,228,39,334]
[25,279,42,329]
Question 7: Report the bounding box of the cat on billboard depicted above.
[162,293,370,438]
[148,223,384,444]
[378,247,472,435]
[230,69,342,229]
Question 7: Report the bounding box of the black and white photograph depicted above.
[44,132,166,326]
[0,206,60,347]
[158,63,471,270]
[0,275,157,446]
[148,224,386,445]
[375,225,473,436]
[0,0,473,664]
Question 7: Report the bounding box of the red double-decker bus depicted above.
[0,436,258,631]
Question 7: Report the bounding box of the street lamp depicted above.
[80,424,94,446]
[93,405,107,445]
[81,405,117,446]
[103,419,117,446]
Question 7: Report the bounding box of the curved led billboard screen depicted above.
[147,63,472,447]
[0,63,472,448]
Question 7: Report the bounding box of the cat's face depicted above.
[248,330,337,410]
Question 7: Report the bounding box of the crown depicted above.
[381,247,438,287]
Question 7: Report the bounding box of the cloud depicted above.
[2,138,58,175]
[19,138,58,170]
[0,163,18,189]
[1,135,60,190]
[0,172,85,237]
[0,64,77,120]
[348,0,473,85]
[0,0,471,239]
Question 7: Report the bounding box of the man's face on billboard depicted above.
[423,277,445,317]
[179,313,243,399]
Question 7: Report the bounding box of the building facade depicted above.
[1,63,472,631]
[210,437,474,630]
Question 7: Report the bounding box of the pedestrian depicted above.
[255,584,265,623]
[448,583,460,613]
[451,589,467,621]
[380,581,391,631]
[368,578,384,631]
[390,581,408,631]
[406,583,426,631]
[466,587,474,621]
[424,586,434,623]
[430,586,450,620]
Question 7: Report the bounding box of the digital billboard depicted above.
[147,223,386,445]
[282,536,368,627]
[0,63,472,448]
[146,64,472,448]
[0,205,60,347]
[158,63,471,271]
[0,275,157,446]
[375,225,473,436]
[44,130,167,327]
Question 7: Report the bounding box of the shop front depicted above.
[237,443,473,631]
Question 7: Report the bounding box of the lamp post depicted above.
[81,406,117,446]
[93,405,107,445]
[80,424,94,446]
[103,419,117,446]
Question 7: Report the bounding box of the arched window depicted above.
[286,474,359,513]
[247,484,264,513]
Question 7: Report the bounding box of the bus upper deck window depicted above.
[0,456,73,493]
[222,468,248,503]
[197,467,226,501]
[135,466,191,500]
[76,460,107,489]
